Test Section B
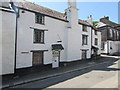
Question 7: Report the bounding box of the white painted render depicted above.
[101,41,108,54]
[1,1,101,75]
[16,8,92,68]
[16,9,68,68]
[0,10,16,75]
[92,30,101,55]
[81,26,92,59]
[108,41,120,55]
[101,41,120,55]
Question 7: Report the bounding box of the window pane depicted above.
[34,29,44,43]
[35,13,44,24]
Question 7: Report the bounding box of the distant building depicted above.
[96,17,120,55]
[0,0,101,75]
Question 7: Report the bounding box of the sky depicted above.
[26,0,119,23]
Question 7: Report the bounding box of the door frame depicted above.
[52,50,61,68]
[32,51,44,66]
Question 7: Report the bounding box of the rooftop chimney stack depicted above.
[87,15,93,25]
[100,16,109,22]
[68,0,76,8]
[65,0,78,28]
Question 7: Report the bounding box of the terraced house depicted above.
[96,17,120,55]
[0,0,101,75]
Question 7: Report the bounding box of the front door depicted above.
[52,51,60,68]
[82,50,87,59]
[33,52,43,66]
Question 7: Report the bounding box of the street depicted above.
[48,57,119,88]
[9,55,119,89]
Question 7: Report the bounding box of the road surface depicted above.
[10,56,119,89]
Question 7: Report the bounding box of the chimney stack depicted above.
[87,15,93,25]
[65,0,78,28]
[68,0,76,8]
[100,16,109,22]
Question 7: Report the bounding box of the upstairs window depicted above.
[35,13,45,24]
[34,29,44,44]
[109,29,113,38]
[83,25,87,31]
[95,38,98,46]
[95,30,97,35]
[82,35,88,45]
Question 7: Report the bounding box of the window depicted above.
[101,43,105,50]
[33,52,43,66]
[109,29,113,37]
[82,35,88,45]
[95,30,97,35]
[82,50,87,59]
[95,38,98,45]
[83,25,87,31]
[35,13,45,24]
[117,31,119,40]
[34,29,44,44]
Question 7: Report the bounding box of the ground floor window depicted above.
[33,52,43,66]
[82,50,87,59]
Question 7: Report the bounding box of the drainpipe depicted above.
[91,27,92,58]
[10,1,19,73]
[107,26,109,55]
[14,9,19,73]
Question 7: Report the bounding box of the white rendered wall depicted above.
[92,30,101,55]
[67,25,82,61]
[80,26,92,59]
[108,41,120,55]
[16,9,92,69]
[16,9,68,68]
[101,41,108,54]
[0,11,16,75]
[101,41,120,55]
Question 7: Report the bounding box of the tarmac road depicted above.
[9,56,119,89]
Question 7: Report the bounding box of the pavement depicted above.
[1,55,119,89]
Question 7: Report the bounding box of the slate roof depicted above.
[1,0,96,28]
[100,17,120,30]
[78,19,91,26]
[16,0,92,26]
[17,1,66,20]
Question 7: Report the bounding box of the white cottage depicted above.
[0,0,101,75]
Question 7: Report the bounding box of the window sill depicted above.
[35,22,45,25]
[82,44,88,46]
[82,30,87,32]
[33,42,45,44]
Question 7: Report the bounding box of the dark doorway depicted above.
[33,52,43,66]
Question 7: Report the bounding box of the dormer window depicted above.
[83,25,87,31]
[35,13,45,25]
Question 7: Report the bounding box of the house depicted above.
[91,26,101,57]
[0,0,101,75]
[96,17,120,55]
[86,16,101,57]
